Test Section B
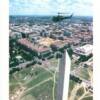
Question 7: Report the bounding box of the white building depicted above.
[73,44,93,56]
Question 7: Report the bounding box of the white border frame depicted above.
[0,0,100,100]
[0,0,9,100]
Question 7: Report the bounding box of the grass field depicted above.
[10,58,58,100]
[68,80,93,100]
[21,80,54,100]
[77,68,90,80]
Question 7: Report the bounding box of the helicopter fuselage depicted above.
[52,14,73,22]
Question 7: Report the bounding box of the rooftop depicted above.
[74,44,93,56]
[18,38,50,53]
[38,37,56,47]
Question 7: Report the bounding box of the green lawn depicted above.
[76,87,84,96]
[78,68,90,80]
[21,80,54,100]
[21,94,36,100]
[10,58,59,100]
[10,74,20,94]
[68,80,78,96]
[71,61,79,70]
[14,66,47,84]
[26,70,53,88]
[82,96,93,100]
[10,84,20,95]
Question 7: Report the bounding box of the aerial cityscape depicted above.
[9,15,93,100]
[9,0,93,100]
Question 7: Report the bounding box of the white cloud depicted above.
[9,0,93,16]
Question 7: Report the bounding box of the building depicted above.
[10,31,22,39]
[15,55,24,63]
[38,37,55,47]
[28,33,40,43]
[40,29,50,37]
[63,31,72,37]
[50,40,68,51]
[17,38,51,58]
[73,44,93,56]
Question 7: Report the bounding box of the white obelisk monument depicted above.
[56,50,71,100]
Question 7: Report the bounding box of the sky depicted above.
[9,0,93,16]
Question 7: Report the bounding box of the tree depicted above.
[67,47,73,58]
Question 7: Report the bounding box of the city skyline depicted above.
[9,0,93,16]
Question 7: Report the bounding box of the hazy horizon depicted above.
[9,15,93,17]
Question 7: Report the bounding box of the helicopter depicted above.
[52,12,73,22]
